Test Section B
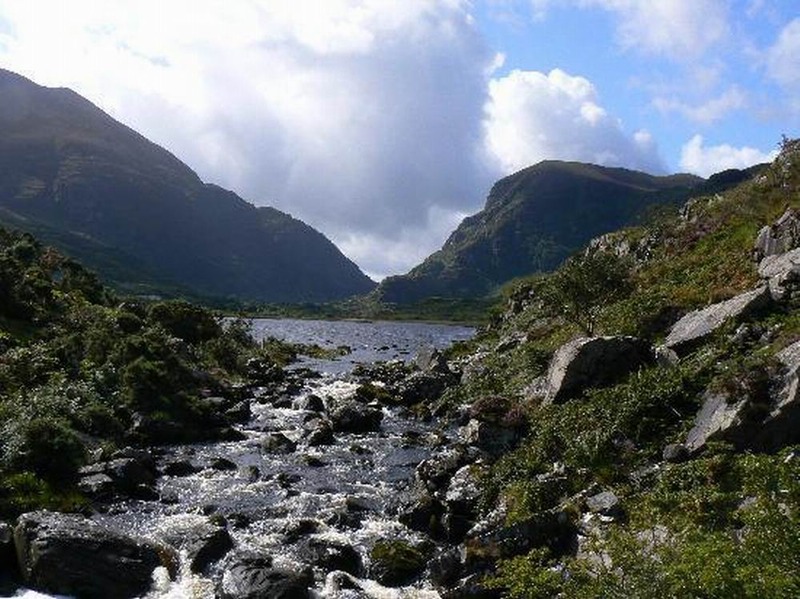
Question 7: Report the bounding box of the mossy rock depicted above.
[369,540,427,587]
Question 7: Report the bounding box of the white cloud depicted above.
[653,87,747,124]
[0,0,496,278]
[679,134,777,177]
[529,0,729,60]
[483,68,664,174]
[766,18,800,90]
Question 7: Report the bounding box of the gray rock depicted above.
[295,394,325,412]
[459,419,521,455]
[759,248,800,300]
[414,346,450,373]
[585,491,622,519]
[78,457,156,500]
[298,538,362,576]
[330,403,383,433]
[218,552,311,599]
[262,432,297,454]
[14,511,172,599]
[753,208,800,261]
[686,339,800,453]
[665,287,771,353]
[544,336,654,404]
[157,516,233,574]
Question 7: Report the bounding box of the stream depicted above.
[13,318,475,599]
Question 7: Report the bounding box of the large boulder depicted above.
[369,540,427,587]
[685,340,800,453]
[0,522,18,592]
[753,208,800,261]
[758,249,800,301]
[218,552,311,599]
[14,511,172,599]
[543,336,654,404]
[664,287,771,354]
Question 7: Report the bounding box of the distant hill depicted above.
[374,161,732,303]
[0,69,375,302]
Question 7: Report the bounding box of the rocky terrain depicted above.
[1,140,799,598]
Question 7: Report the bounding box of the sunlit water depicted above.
[9,319,474,599]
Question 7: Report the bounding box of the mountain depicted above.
[0,69,375,302]
[374,161,707,303]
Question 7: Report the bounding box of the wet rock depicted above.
[246,357,284,385]
[414,346,451,374]
[325,570,366,595]
[429,547,464,588]
[78,456,157,500]
[544,336,654,404]
[225,401,252,423]
[14,510,172,599]
[262,432,297,454]
[665,287,771,354]
[396,371,455,406]
[159,516,233,574]
[398,491,445,538]
[162,459,200,477]
[295,394,325,412]
[282,519,320,543]
[306,422,335,446]
[369,540,427,587]
[299,538,362,576]
[330,403,383,433]
[218,552,311,599]
[210,457,238,472]
[441,573,495,599]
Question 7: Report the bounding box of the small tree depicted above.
[542,251,633,336]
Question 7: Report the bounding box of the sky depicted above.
[0,1,797,280]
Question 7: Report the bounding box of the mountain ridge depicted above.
[0,68,376,302]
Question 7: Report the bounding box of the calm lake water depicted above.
[247,318,476,373]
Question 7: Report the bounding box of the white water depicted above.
[8,319,475,599]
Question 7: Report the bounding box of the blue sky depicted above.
[0,1,797,278]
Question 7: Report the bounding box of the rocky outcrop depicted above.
[543,336,654,404]
[330,403,383,433]
[685,340,800,453]
[14,511,172,599]
[754,208,800,261]
[758,249,800,301]
[664,287,771,354]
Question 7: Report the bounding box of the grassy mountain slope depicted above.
[375,161,705,303]
[438,139,800,597]
[0,69,375,302]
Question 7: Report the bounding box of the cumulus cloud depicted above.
[484,68,664,174]
[679,134,777,177]
[0,0,496,277]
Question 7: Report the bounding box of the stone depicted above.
[753,208,800,262]
[369,540,427,587]
[210,457,238,471]
[443,465,483,542]
[544,336,654,404]
[414,346,450,374]
[459,419,522,456]
[158,516,233,574]
[398,491,445,538]
[665,287,771,353]
[14,511,171,599]
[416,446,475,495]
[262,432,297,454]
[758,248,800,301]
[330,403,383,433]
[585,491,623,519]
[295,394,325,412]
[162,459,200,477]
[298,538,362,576]
[686,339,800,453]
[306,422,335,446]
[78,456,157,500]
[218,552,311,599]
